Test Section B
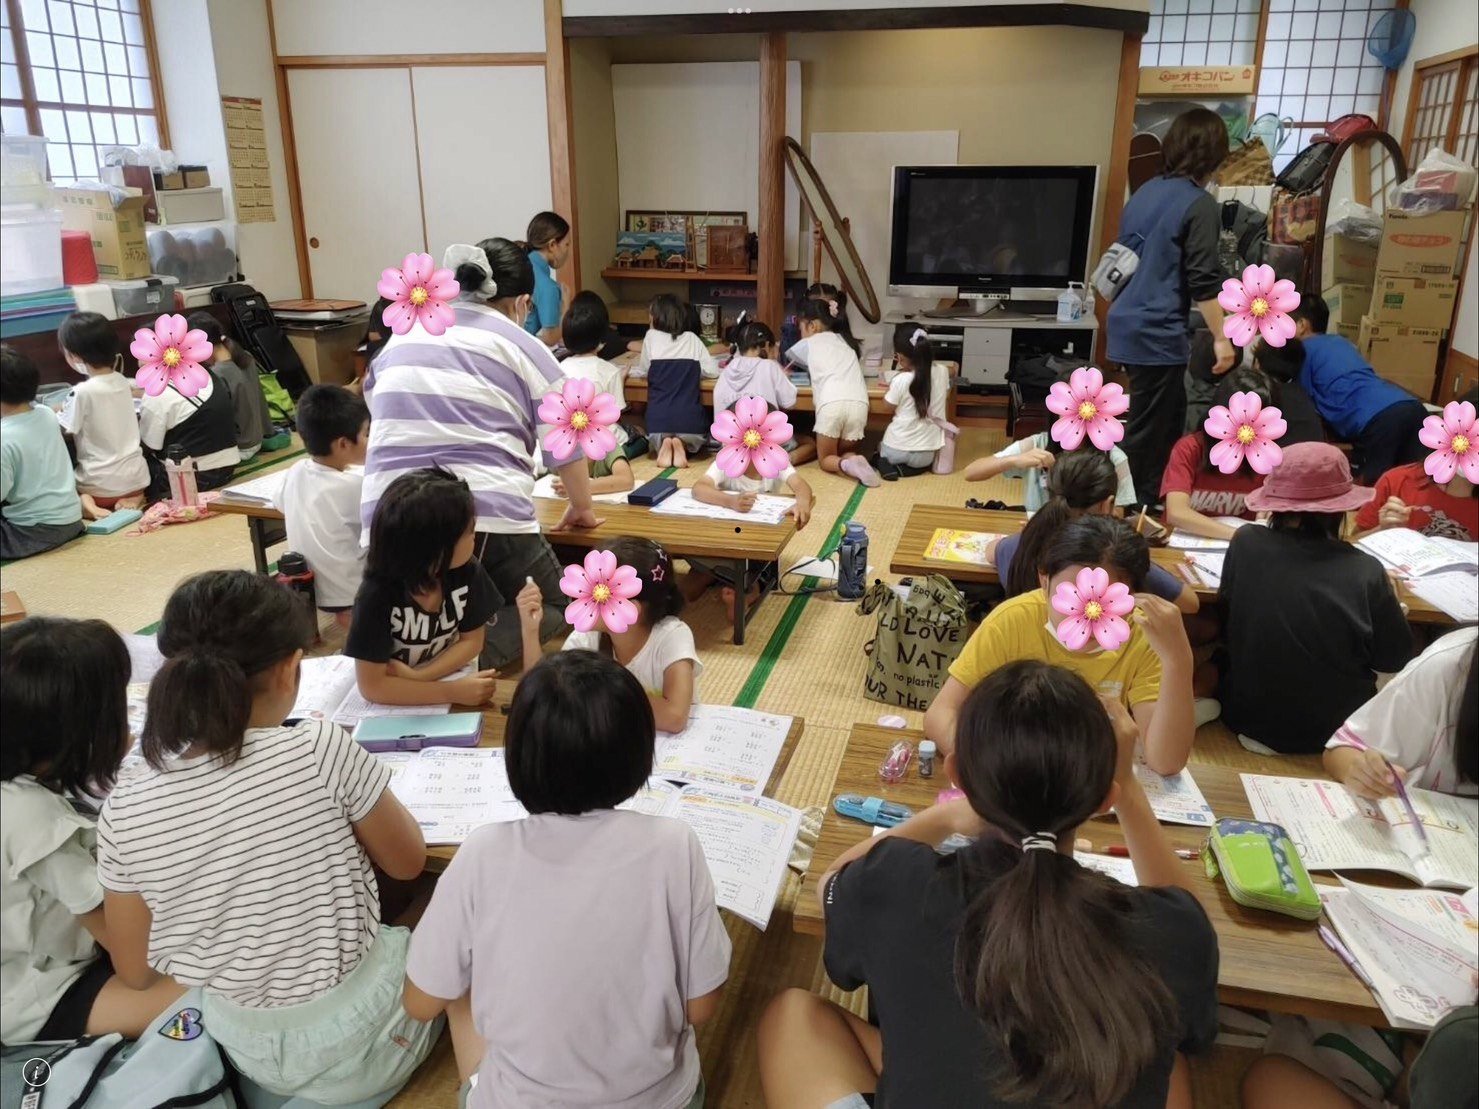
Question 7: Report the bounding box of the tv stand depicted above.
[885,307,1097,393]
[922,298,1009,320]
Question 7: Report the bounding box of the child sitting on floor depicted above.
[635,294,718,469]
[1354,395,1478,541]
[561,536,700,732]
[1161,367,1277,540]
[55,313,149,520]
[278,384,370,628]
[717,317,814,466]
[404,649,729,1108]
[346,467,499,707]
[187,312,271,463]
[877,323,950,479]
[1,617,186,1044]
[553,293,637,496]
[0,346,83,560]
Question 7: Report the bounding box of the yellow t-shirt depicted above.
[948,590,1162,707]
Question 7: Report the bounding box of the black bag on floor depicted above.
[210,283,312,403]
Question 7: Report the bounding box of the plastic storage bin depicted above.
[0,205,64,296]
[1,135,50,191]
[146,220,237,288]
[108,275,179,318]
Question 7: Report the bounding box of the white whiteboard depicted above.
[612,62,802,270]
[809,130,960,348]
[412,66,552,258]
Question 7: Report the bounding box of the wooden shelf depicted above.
[602,266,756,283]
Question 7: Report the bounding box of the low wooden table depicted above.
[794,723,1390,1026]
[426,686,806,869]
[212,496,795,646]
[889,503,1452,626]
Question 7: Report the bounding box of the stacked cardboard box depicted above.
[1357,208,1467,399]
[1320,232,1377,343]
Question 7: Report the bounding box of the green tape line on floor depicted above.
[733,482,867,709]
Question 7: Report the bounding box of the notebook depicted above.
[1356,530,1479,622]
[619,779,802,930]
[649,487,792,525]
[216,470,288,508]
[84,508,142,534]
[1166,518,1261,550]
[1320,879,1479,1029]
[1243,774,1479,889]
[924,528,999,566]
[654,705,793,794]
[288,655,463,728]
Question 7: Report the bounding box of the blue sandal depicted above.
[833,794,913,828]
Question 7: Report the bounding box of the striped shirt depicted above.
[361,301,566,536]
[96,720,391,1008]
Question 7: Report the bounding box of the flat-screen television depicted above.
[888,165,1099,299]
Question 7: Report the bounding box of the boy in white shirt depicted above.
[278,385,370,628]
[56,313,150,519]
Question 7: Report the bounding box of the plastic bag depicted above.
[1324,197,1382,243]
[100,142,178,173]
[1389,148,1478,214]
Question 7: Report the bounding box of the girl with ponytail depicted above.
[758,660,1218,1109]
[997,449,1198,612]
[97,570,437,1101]
[877,323,950,476]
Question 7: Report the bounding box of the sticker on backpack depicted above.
[159,1007,204,1041]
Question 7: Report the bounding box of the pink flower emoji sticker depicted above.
[1420,400,1479,484]
[130,314,212,397]
[1219,264,1299,348]
[1051,567,1135,652]
[1046,367,1129,451]
[1204,390,1287,475]
[539,378,620,462]
[560,549,642,634]
[712,397,794,478]
[377,252,459,336]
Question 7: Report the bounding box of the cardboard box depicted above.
[1321,283,1371,328]
[282,319,367,385]
[153,169,184,191]
[1358,315,1443,400]
[1322,232,1379,286]
[1374,209,1467,279]
[156,187,225,225]
[0,590,25,625]
[180,165,210,189]
[55,187,152,280]
[1369,276,1459,329]
[1334,322,1360,343]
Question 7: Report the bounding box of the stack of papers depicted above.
[1321,879,1479,1029]
[654,705,792,794]
[1243,774,1479,889]
[649,488,794,526]
[217,470,288,507]
[1356,530,1479,622]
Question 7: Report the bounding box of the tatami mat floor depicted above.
[1,427,1259,1108]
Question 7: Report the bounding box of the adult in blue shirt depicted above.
[1293,292,1429,482]
[524,211,571,344]
[1107,108,1236,508]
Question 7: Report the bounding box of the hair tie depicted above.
[828,300,839,318]
[441,243,498,299]
[649,546,670,583]
[1020,831,1058,853]
[736,310,749,327]
[910,328,927,347]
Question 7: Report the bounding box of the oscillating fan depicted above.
[1368,8,1418,124]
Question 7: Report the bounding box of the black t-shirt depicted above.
[1218,525,1413,753]
[822,838,1219,1109]
[344,561,496,668]
[1274,379,1328,448]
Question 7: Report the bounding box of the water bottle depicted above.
[838,521,869,600]
[164,445,198,507]
[274,552,320,641]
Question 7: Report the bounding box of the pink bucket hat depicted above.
[1245,441,1375,513]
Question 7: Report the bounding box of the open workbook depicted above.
[289,655,464,727]
[216,470,289,507]
[1321,879,1479,1029]
[654,705,793,794]
[1243,775,1479,889]
[1356,529,1479,622]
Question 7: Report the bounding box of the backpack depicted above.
[1275,140,1337,196]
[1316,113,1377,145]
[210,284,313,402]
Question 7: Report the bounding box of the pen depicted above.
[1339,737,1429,855]
[1318,924,1374,990]
[1081,842,1199,860]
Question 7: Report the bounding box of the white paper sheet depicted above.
[664,783,801,930]
[653,705,793,794]
[217,469,288,507]
[1243,774,1478,889]
[649,488,794,526]
[1357,530,1478,578]
[617,777,684,817]
[1133,763,1216,827]
[1407,569,1479,623]
[1185,551,1226,585]
[1167,518,1260,550]
[531,473,632,505]
[380,747,527,844]
[1074,852,1140,886]
[288,655,460,726]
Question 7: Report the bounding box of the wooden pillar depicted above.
[544,0,580,290]
[758,32,787,329]
[1093,31,1142,366]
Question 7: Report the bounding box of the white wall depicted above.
[1388,0,1479,358]
[270,0,544,56]
[565,0,1146,14]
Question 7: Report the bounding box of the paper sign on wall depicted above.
[221,96,277,224]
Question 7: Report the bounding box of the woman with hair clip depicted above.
[758,659,1219,1109]
[360,237,602,671]
[523,211,572,344]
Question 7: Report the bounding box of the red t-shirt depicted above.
[1355,463,1478,540]
[1159,434,1263,519]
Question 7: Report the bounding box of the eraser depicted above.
[877,714,907,729]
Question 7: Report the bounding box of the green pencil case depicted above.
[1202,817,1321,920]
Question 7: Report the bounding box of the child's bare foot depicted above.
[116,493,146,512]
[720,584,762,622]
[80,494,112,520]
[656,439,673,467]
[672,440,688,468]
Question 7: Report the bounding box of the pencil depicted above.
[1134,505,1148,535]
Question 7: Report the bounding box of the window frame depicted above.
[1,0,171,179]
[1401,46,1479,168]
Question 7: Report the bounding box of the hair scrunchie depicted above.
[442,243,498,299]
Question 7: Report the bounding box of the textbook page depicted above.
[289,655,460,726]
[380,747,526,844]
[1133,762,1216,827]
[617,777,683,817]
[649,488,794,526]
[1243,775,1478,888]
[1184,551,1225,586]
[1407,569,1479,623]
[531,473,632,505]
[1356,530,1478,578]
[1321,880,1479,1029]
[217,469,288,506]
[666,784,802,930]
[653,705,793,794]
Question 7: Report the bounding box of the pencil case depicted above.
[1202,817,1321,920]
[84,508,142,534]
[834,794,912,828]
[353,712,483,752]
[628,478,677,507]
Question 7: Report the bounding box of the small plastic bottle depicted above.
[918,740,937,779]
[164,445,198,507]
